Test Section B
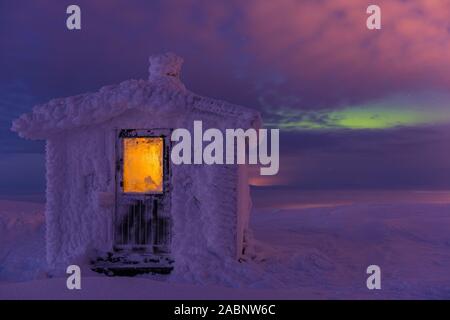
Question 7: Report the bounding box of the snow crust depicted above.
[2,199,450,298]
[148,52,185,91]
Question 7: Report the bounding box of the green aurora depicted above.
[264,104,450,131]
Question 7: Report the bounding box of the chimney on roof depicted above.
[148,52,184,81]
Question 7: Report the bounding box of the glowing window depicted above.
[123,137,164,193]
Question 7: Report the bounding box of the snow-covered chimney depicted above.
[148,53,185,90]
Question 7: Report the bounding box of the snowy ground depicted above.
[1,198,450,299]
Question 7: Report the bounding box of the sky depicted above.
[1,0,450,199]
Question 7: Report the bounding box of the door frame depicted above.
[113,128,172,251]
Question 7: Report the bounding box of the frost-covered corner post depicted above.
[11,53,261,276]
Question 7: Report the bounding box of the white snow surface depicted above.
[1,199,450,299]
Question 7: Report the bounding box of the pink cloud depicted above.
[237,0,450,98]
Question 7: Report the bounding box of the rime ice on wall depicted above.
[11,53,261,281]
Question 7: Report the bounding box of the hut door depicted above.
[114,129,172,254]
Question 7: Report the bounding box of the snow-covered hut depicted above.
[12,53,261,274]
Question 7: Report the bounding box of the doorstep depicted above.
[91,251,174,276]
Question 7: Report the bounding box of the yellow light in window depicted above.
[123,137,163,193]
